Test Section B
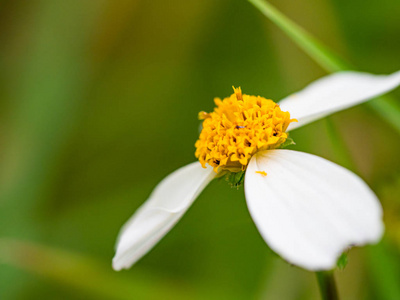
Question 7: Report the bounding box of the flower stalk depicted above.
[316,271,339,300]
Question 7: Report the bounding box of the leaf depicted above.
[277,137,295,149]
[336,252,348,271]
[225,171,246,188]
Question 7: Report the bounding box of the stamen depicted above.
[233,86,243,100]
[195,87,296,172]
[198,111,211,120]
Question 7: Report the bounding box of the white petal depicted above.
[113,162,215,271]
[279,71,400,130]
[245,149,383,270]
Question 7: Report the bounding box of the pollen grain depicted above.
[256,171,267,176]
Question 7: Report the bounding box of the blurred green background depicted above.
[0,0,400,299]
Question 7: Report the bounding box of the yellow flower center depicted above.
[195,87,296,172]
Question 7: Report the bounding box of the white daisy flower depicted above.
[113,71,400,271]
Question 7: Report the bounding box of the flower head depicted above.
[195,87,296,172]
[113,71,400,271]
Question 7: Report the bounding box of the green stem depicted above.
[316,271,339,300]
[248,0,350,73]
[248,0,400,135]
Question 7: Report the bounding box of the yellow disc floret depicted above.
[195,87,296,172]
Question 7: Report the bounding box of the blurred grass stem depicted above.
[248,0,400,134]
[248,0,348,72]
[316,271,338,300]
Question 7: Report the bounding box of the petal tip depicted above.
[112,251,139,271]
[112,255,124,271]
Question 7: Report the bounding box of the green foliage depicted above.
[225,171,246,188]
[0,0,399,299]
[278,137,296,149]
[336,252,348,271]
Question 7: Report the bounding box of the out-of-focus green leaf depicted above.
[0,238,243,300]
[0,1,108,298]
[367,242,400,300]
